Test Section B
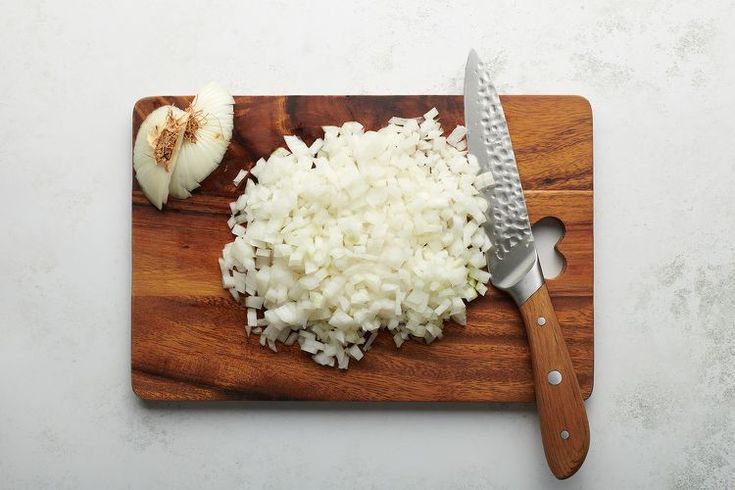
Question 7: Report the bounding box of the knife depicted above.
[464,49,590,479]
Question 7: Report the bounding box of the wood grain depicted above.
[519,284,590,479]
[131,95,593,402]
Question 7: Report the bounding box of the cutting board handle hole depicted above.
[532,216,567,280]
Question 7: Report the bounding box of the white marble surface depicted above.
[1,0,734,488]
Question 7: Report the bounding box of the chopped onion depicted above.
[221,109,492,368]
[347,345,364,361]
[446,125,467,147]
[363,330,380,351]
[247,309,258,327]
[474,171,495,190]
[233,169,248,186]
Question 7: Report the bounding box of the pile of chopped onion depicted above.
[220,108,493,369]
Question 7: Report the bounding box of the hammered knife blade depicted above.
[464,49,590,479]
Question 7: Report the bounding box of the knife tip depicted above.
[467,49,480,67]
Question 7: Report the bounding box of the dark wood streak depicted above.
[131,95,594,402]
[132,368,297,401]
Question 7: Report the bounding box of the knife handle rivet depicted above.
[547,370,562,385]
[560,430,570,440]
[536,316,546,326]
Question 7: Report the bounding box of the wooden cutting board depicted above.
[132,95,593,402]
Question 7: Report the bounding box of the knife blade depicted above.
[464,49,590,480]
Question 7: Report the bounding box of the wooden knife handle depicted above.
[519,283,590,479]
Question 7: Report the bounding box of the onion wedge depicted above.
[169,82,235,198]
[133,106,188,210]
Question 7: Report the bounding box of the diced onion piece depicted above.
[284,331,299,346]
[474,171,495,190]
[284,135,310,156]
[423,107,439,120]
[233,169,248,186]
[470,268,491,284]
[363,331,379,351]
[446,125,467,146]
[245,296,265,309]
[247,309,258,327]
[347,345,364,361]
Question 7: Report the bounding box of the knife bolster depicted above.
[502,254,545,305]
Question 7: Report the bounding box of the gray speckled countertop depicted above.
[1,1,734,488]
